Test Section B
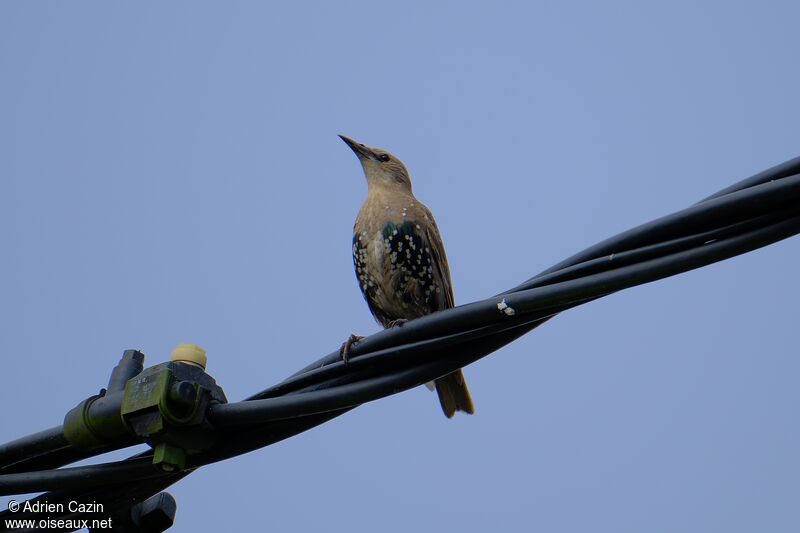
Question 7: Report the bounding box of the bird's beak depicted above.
[339,134,373,160]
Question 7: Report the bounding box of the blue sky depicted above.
[1,2,799,532]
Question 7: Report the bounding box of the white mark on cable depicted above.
[497,298,516,316]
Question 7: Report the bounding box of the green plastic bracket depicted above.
[120,361,224,471]
[153,442,187,472]
[62,350,227,472]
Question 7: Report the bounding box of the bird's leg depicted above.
[387,318,408,328]
[339,334,364,365]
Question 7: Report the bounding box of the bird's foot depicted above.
[387,318,408,328]
[339,334,364,365]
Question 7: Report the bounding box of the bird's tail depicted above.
[433,369,475,418]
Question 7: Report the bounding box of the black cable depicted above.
[3,198,799,495]
[699,154,800,202]
[6,155,798,473]
[0,427,68,471]
[0,457,166,494]
[207,213,800,428]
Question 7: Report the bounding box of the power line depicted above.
[2,155,799,531]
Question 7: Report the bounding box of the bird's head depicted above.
[339,135,413,193]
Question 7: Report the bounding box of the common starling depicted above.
[340,134,475,418]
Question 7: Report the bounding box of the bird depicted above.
[339,134,475,418]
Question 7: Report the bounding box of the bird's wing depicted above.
[419,205,455,311]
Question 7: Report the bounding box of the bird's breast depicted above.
[353,219,440,322]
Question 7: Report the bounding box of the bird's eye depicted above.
[379,154,390,162]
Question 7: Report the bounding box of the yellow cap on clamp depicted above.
[171,343,207,369]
